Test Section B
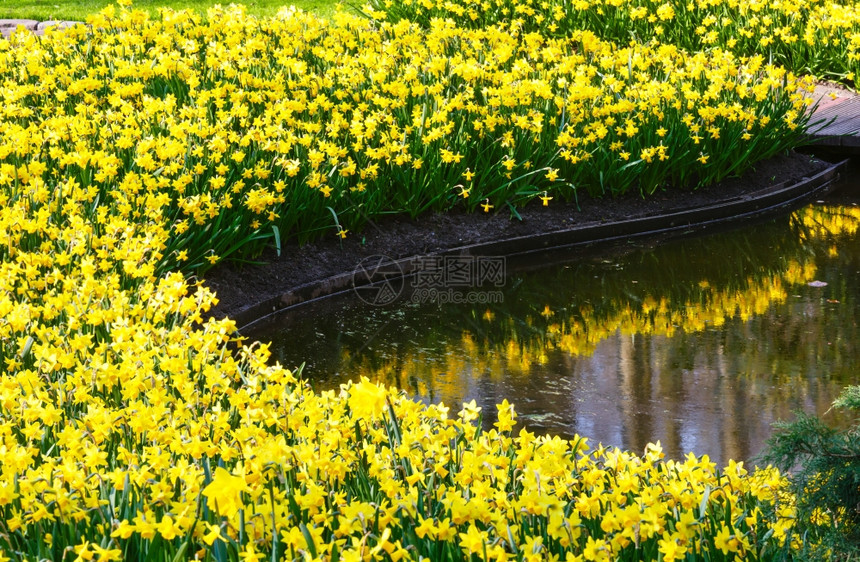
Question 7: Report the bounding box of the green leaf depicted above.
[299,523,318,559]
[831,386,860,412]
[272,225,281,257]
[699,484,712,519]
[170,540,190,562]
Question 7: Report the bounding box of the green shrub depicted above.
[760,386,860,559]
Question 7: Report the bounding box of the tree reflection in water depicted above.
[255,202,860,464]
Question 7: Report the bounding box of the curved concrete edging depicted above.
[234,159,850,331]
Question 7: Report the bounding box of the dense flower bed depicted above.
[1,4,812,269]
[365,0,860,84]
[0,1,834,560]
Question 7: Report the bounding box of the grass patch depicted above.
[1,0,340,21]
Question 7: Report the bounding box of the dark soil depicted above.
[203,151,833,320]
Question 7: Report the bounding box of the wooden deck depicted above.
[808,83,860,150]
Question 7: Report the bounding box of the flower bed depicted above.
[1,4,813,270]
[0,2,828,560]
[365,0,860,84]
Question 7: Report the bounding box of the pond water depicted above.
[250,178,860,466]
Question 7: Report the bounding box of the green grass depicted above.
[0,0,339,21]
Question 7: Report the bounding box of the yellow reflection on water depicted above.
[259,202,860,462]
[341,203,859,407]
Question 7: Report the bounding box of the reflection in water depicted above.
[251,197,860,465]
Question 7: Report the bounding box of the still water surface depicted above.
[251,184,860,465]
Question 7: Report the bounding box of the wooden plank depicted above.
[814,115,860,136]
[805,87,860,150]
[808,135,843,146]
[812,98,854,115]
[840,133,860,147]
[813,102,860,120]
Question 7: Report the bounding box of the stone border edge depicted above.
[0,20,85,38]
